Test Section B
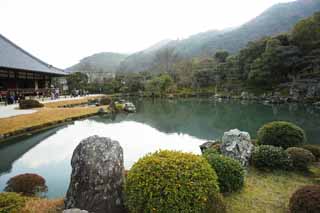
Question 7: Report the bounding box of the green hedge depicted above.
[257,121,306,149]
[125,150,224,213]
[251,145,291,170]
[203,151,245,193]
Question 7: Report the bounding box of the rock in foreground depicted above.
[65,135,126,213]
[221,129,254,166]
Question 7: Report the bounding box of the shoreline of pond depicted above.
[1,94,320,144]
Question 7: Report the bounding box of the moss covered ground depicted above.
[224,166,319,213]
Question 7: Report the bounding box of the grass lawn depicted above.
[224,166,319,213]
[21,198,64,213]
[0,95,109,138]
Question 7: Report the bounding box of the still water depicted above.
[0,98,320,198]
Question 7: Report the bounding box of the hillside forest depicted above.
[67,11,320,99]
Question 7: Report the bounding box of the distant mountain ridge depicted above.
[67,52,128,73]
[119,0,320,73]
[67,0,320,74]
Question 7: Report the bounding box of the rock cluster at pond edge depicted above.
[220,129,254,166]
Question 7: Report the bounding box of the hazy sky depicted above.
[0,0,294,68]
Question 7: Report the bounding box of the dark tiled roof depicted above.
[0,34,67,76]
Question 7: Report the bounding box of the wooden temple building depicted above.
[0,34,67,97]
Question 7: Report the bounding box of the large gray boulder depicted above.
[65,135,126,213]
[221,129,254,166]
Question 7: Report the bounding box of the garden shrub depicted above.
[99,97,112,105]
[4,173,48,197]
[0,192,26,213]
[203,152,245,193]
[301,144,320,160]
[203,148,220,156]
[19,99,44,109]
[286,147,315,171]
[257,121,306,149]
[289,185,320,213]
[251,145,291,170]
[125,150,223,213]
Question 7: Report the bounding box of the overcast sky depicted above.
[0,0,294,68]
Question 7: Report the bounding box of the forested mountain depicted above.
[67,52,128,73]
[67,52,128,82]
[69,11,320,101]
[119,0,320,73]
[118,39,176,73]
[201,0,320,56]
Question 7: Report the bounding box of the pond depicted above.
[0,98,320,198]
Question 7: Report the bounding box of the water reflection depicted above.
[111,99,320,143]
[0,127,61,175]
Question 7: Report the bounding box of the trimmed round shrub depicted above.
[251,145,291,170]
[125,150,223,213]
[99,97,112,105]
[19,99,44,109]
[286,147,315,171]
[257,121,306,149]
[5,173,48,197]
[301,144,320,160]
[203,152,245,193]
[289,185,320,213]
[0,192,26,213]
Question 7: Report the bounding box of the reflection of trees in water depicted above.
[112,99,320,144]
[0,127,61,175]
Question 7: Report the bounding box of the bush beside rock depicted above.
[19,99,44,109]
[257,121,306,149]
[203,151,245,193]
[289,185,320,213]
[0,192,26,213]
[4,173,47,197]
[125,150,223,213]
[286,147,315,171]
[251,145,291,170]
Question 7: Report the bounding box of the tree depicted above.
[145,74,174,94]
[173,60,194,88]
[292,12,320,53]
[214,51,229,63]
[66,72,88,91]
[152,46,179,75]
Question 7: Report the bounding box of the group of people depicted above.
[0,88,90,105]
[0,92,25,105]
[50,87,60,100]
